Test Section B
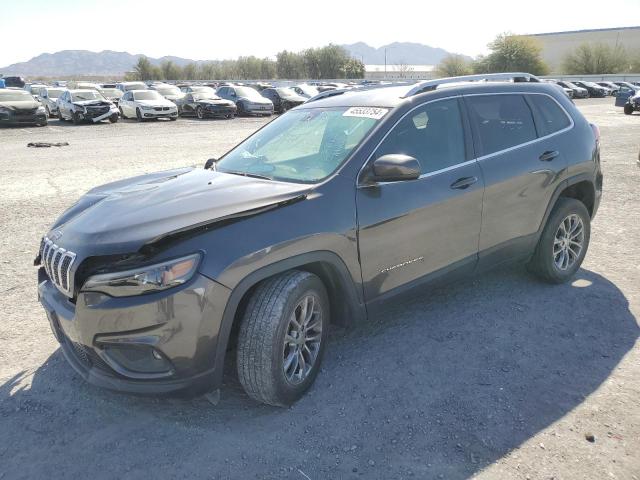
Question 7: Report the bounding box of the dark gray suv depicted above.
[36,73,602,407]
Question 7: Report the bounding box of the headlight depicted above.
[73,104,86,113]
[36,106,46,114]
[82,253,201,297]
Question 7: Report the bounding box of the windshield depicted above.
[156,86,181,96]
[46,88,64,98]
[563,82,578,88]
[216,107,384,183]
[133,91,162,101]
[0,91,32,102]
[193,93,221,101]
[582,82,599,88]
[100,88,123,98]
[234,87,262,99]
[124,83,147,91]
[276,88,298,98]
[297,85,319,96]
[71,90,104,101]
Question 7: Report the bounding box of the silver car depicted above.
[39,87,67,117]
[216,85,273,116]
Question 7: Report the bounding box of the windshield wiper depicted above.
[219,169,273,181]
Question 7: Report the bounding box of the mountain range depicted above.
[0,42,466,77]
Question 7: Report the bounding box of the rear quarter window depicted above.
[465,94,537,156]
[528,94,571,136]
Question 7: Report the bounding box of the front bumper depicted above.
[75,106,119,123]
[38,268,231,395]
[140,107,178,118]
[244,104,274,115]
[0,110,47,125]
[202,106,236,117]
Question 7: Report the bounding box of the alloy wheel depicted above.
[282,293,323,385]
[553,214,584,270]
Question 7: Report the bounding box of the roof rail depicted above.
[305,81,412,103]
[403,72,541,98]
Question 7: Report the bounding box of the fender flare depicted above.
[211,251,365,388]
[537,172,596,238]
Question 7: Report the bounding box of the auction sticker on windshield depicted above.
[343,107,388,119]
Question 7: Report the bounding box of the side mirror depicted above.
[204,158,218,170]
[371,154,420,182]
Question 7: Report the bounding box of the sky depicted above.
[2,0,640,67]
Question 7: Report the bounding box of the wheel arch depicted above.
[210,251,365,388]
[539,174,597,237]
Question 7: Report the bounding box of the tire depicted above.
[109,114,118,123]
[528,198,591,284]
[36,119,48,127]
[136,108,143,122]
[169,116,177,121]
[624,104,634,115]
[196,106,204,119]
[236,101,245,116]
[237,270,329,407]
[72,111,82,125]
[45,106,51,118]
[119,107,126,119]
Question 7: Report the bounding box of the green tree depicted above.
[182,62,198,80]
[276,50,305,79]
[343,58,365,78]
[436,54,473,77]
[562,42,627,74]
[473,33,549,75]
[317,44,350,78]
[133,56,155,81]
[160,60,182,80]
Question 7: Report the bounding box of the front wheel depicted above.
[72,112,82,125]
[236,102,245,116]
[109,113,118,123]
[624,103,634,115]
[196,106,204,119]
[237,271,329,407]
[136,108,143,122]
[528,198,591,283]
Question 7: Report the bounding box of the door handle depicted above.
[539,150,559,162]
[450,176,478,190]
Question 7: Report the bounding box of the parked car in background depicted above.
[118,90,178,121]
[74,82,100,90]
[2,76,26,88]
[0,78,5,89]
[39,87,66,117]
[261,87,307,113]
[150,83,184,102]
[57,89,119,124]
[316,84,337,92]
[175,92,236,119]
[623,90,640,115]
[216,85,274,116]
[116,81,148,93]
[613,81,639,91]
[100,83,117,89]
[596,82,620,95]
[52,80,67,87]
[573,81,607,98]
[98,87,123,105]
[26,84,47,98]
[556,81,589,99]
[0,88,47,126]
[292,84,320,99]
[543,79,573,98]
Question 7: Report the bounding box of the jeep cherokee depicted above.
[36,73,603,407]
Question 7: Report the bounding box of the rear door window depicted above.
[465,94,537,156]
[527,94,571,136]
[374,98,466,175]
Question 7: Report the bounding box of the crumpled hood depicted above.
[49,167,311,256]
[73,99,113,107]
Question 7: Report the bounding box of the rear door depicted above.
[356,97,484,300]
[464,93,570,264]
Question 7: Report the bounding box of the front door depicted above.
[356,97,484,300]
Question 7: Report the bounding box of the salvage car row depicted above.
[0,80,326,126]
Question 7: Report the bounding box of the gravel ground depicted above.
[0,99,638,480]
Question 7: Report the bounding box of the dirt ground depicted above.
[0,99,638,480]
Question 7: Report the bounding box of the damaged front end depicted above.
[73,101,118,123]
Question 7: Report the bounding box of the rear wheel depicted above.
[528,198,591,284]
[237,270,329,407]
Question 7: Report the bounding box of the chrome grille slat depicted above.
[40,236,76,297]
